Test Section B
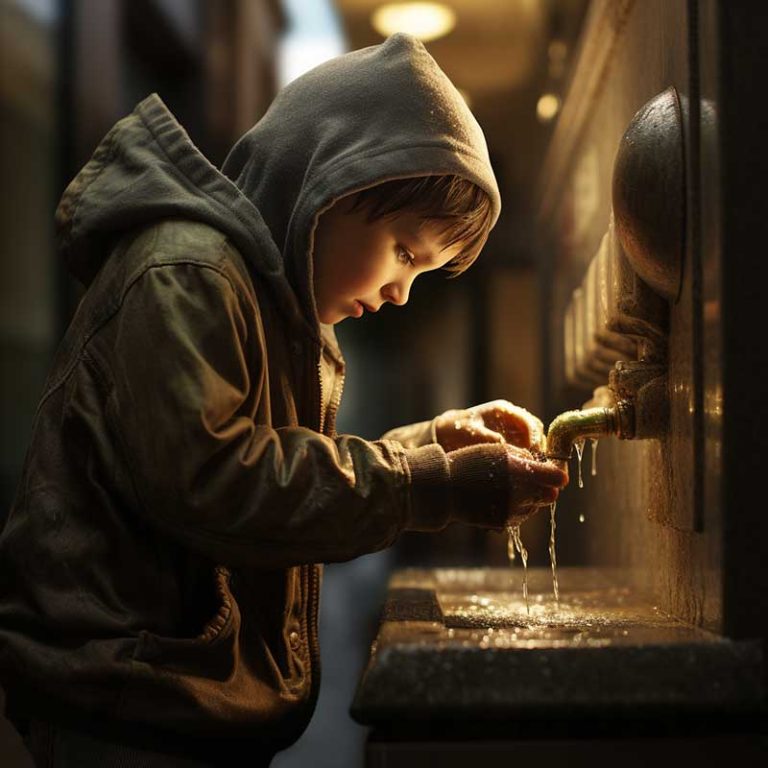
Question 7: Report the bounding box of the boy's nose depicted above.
[383,280,411,306]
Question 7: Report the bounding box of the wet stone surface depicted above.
[351,568,765,729]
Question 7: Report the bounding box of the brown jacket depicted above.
[0,34,507,754]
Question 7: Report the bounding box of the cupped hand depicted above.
[443,441,569,531]
[434,400,546,453]
[504,444,568,526]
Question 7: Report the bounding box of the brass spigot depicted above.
[545,362,668,463]
[545,404,630,463]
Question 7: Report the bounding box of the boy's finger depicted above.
[506,505,539,526]
[466,401,547,451]
[506,450,569,487]
[509,483,559,508]
[492,407,545,450]
[457,424,505,446]
[533,485,559,505]
[487,411,530,444]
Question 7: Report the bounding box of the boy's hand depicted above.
[444,442,568,530]
[504,444,568,526]
[434,400,545,454]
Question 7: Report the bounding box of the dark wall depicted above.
[536,0,768,645]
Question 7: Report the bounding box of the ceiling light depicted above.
[372,2,457,43]
[537,93,561,122]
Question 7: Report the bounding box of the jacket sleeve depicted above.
[380,419,437,449]
[107,262,510,568]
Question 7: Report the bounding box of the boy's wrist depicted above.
[444,443,510,529]
[402,442,510,532]
[402,444,452,531]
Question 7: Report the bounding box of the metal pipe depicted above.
[546,406,622,463]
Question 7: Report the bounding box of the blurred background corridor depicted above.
[0,2,588,763]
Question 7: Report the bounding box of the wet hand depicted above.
[504,444,568,526]
[444,442,569,531]
[434,400,545,453]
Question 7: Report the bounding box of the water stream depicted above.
[506,524,529,614]
[505,432,593,611]
[507,526,516,562]
[574,439,586,488]
[549,502,559,602]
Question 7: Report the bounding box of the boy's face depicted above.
[312,196,464,325]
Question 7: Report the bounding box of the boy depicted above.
[0,33,567,766]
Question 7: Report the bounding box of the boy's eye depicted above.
[397,245,416,266]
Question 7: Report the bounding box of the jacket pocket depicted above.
[130,566,239,680]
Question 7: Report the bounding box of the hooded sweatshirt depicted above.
[0,34,508,757]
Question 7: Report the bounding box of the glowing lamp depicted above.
[372,2,457,43]
[537,93,561,122]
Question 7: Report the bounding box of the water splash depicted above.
[590,438,599,477]
[574,439,585,488]
[549,502,559,602]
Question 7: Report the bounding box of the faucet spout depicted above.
[545,363,667,464]
[546,406,622,463]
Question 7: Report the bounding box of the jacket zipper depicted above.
[305,562,322,711]
[325,368,345,437]
[316,358,327,436]
[305,352,344,707]
[316,344,346,437]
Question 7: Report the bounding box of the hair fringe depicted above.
[349,175,494,275]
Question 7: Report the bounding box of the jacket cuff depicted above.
[402,444,452,531]
[445,443,510,529]
[402,442,511,532]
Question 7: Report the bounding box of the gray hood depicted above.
[222,32,501,321]
[56,92,307,328]
[56,33,500,332]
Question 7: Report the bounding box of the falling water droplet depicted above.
[574,439,585,488]
[590,438,599,477]
[549,502,559,603]
[579,513,585,523]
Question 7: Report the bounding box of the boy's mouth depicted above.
[352,300,378,317]
[351,300,365,318]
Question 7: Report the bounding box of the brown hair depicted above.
[348,175,494,276]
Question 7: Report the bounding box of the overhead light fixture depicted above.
[537,93,561,123]
[372,2,457,43]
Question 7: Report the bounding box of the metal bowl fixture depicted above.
[612,86,685,302]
